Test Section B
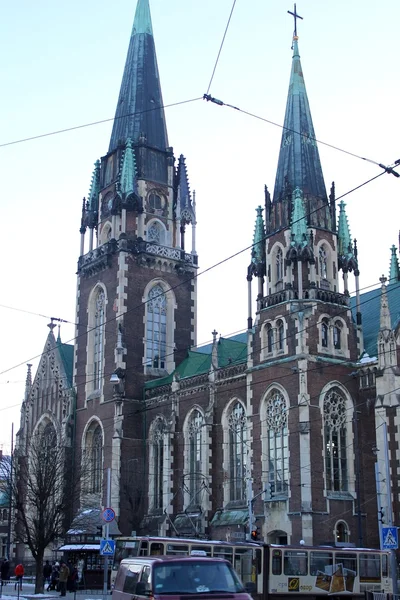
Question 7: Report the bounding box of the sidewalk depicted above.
[0,583,110,600]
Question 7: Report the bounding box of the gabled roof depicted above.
[350,281,400,357]
[108,0,168,153]
[58,341,74,387]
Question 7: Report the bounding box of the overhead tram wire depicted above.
[202,94,400,177]
[0,169,395,378]
[0,97,203,149]
[205,0,238,95]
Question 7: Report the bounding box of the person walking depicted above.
[0,558,9,586]
[43,560,52,587]
[58,561,69,597]
[48,563,59,592]
[14,563,24,591]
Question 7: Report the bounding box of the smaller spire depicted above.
[87,160,101,228]
[24,364,32,402]
[176,155,192,210]
[290,187,308,246]
[251,206,266,266]
[337,200,353,256]
[132,0,153,36]
[118,138,137,199]
[379,275,391,331]
[388,245,400,283]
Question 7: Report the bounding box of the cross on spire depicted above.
[288,3,303,37]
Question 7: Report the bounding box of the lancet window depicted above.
[93,289,105,390]
[188,410,204,503]
[228,402,247,502]
[324,388,348,492]
[146,285,167,370]
[264,390,288,497]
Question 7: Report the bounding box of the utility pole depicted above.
[103,468,111,596]
[247,478,253,540]
[382,423,398,595]
[6,423,13,559]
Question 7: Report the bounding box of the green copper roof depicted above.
[252,206,266,264]
[389,245,400,282]
[132,0,153,35]
[290,186,307,245]
[144,336,247,391]
[109,0,168,153]
[273,37,327,207]
[119,138,137,197]
[337,201,353,257]
[87,160,101,213]
[350,281,400,357]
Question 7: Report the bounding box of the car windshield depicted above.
[153,560,245,595]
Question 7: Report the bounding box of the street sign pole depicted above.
[103,468,111,596]
[383,423,398,596]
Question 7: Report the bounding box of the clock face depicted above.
[102,195,113,216]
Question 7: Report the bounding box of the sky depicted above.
[0,0,399,452]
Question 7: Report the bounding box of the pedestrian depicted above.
[67,564,78,592]
[58,561,69,597]
[43,560,52,587]
[0,558,9,586]
[14,563,24,591]
[48,563,60,592]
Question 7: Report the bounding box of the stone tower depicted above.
[73,0,197,533]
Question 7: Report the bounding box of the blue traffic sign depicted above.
[100,539,115,556]
[382,526,398,549]
[102,507,116,523]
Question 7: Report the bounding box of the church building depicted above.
[16,0,400,561]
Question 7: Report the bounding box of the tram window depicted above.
[359,553,381,581]
[150,543,164,555]
[139,542,148,556]
[272,550,282,575]
[382,554,389,578]
[166,544,189,556]
[234,549,253,585]
[192,545,212,556]
[284,551,308,576]
[335,553,357,575]
[310,552,333,576]
[213,547,234,565]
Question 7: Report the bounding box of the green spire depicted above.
[88,160,101,212]
[337,200,353,256]
[389,245,400,283]
[132,0,153,35]
[251,206,266,265]
[290,186,308,246]
[119,138,137,198]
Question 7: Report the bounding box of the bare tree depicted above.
[11,425,80,594]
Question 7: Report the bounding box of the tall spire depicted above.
[273,36,328,210]
[378,275,397,368]
[118,138,137,199]
[389,244,400,283]
[251,206,266,267]
[176,155,192,211]
[290,186,307,246]
[108,0,168,153]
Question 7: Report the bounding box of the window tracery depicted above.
[146,285,167,370]
[228,402,247,502]
[265,391,288,497]
[324,388,348,492]
[93,290,105,390]
[319,245,328,279]
[188,410,204,503]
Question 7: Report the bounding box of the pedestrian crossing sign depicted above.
[382,526,398,549]
[100,539,116,556]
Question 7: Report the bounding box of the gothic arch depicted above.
[142,279,177,374]
[100,221,112,245]
[86,284,107,398]
[221,399,247,505]
[148,416,170,512]
[270,243,285,291]
[260,385,289,499]
[33,412,60,440]
[82,418,104,497]
[146,218,167,245]
[183,407,206,508]
[334,519,350,544]
[319,382,355,496]
[316,239,334,287]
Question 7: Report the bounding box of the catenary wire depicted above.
[206,0,238,95]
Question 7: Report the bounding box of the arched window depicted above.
[149,193,162,210]
[266,324,274,353]
[265,390,288,497]
[147,221,164,244]
[228,403,247,502]
[90,425,103,494]
[319,245,328,280]
[93,289,105,390]
[276,248,283,282]
[333,321,342,350]
[146,285,167,370]
[152,420,165,510]
[277,320,284,351]
[324,388,348,492]
[335,521,349,544]
[321,318,329,348]
[188,410,204,503]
